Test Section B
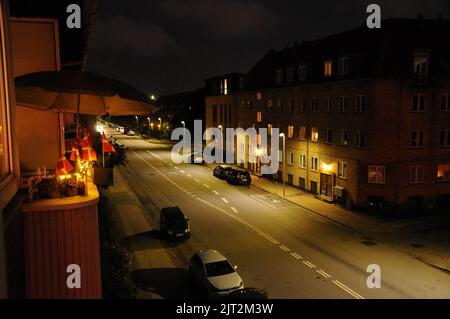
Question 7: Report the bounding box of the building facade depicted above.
[205,18,450,213]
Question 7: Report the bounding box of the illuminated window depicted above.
[311,156,319,171]
[268,124,273,136]
[299,154,306,168]
[288,152,294,166]
[411,130,424,148]
[437,163,450,182]
[256,112,262,123]
[414,53,428,84]
[256,91,262,101]
[409,165,424,184]
[298,65,306,81]
[223,79,228,95]
[412,94,426,112]
[288,125,294,139]
[311,127,319,142]
[440,94,450,111]
[338,162,348,179]
[267,99,273,110]
[299,126,306,140]
[324,60,332,77]
[368,165,385,184]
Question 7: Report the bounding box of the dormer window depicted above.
[413,52,428,85]
[338,57,349,75]
[276,69,283,85]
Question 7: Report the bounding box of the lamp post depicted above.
[147,117,151,136]
[280,133,286,197]
[158,117,162,139]
[135,116,139,128]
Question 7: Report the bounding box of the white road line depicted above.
[174,166,180,170]
[302,261,316,269]
[195,179,201,182]
[332,280,365,299]
[187,174,192,177]
[230,207,238,213]
[290,252,303,260]
[222,198,229,203]
[316,270,332,279]
[213,190,220,195]
[203,184,210,188]
[279,245,290,252]
[180,170,185,173]
[190,194,196,198]
[148,151,162,159]
[186,192,192,195]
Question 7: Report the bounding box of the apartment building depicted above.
[205,18,450,213]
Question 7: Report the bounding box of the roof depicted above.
[197,249,227,264]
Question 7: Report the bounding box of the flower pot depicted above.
[93,167,114,186]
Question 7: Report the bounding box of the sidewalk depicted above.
[102,167,186,298]
[248,172,450,272]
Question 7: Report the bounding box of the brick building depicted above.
[204,18,450,213]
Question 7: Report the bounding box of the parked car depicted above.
[213,165,233,180]
[160,207,190,239]
[189,249,243,297]
[225,288,269,299]
[227,168,251,186]
[127,130,135,136]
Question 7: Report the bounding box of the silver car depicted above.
[189,249,243,297]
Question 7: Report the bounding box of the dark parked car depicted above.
[213,165,233,180]
[225,288,269,299]
[160,207,190,239]
[227,169,251,186]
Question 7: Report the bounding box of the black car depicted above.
[213,165,233,179]
[226,169,251,186]
[225,288,269,299]
[160,207,190,239]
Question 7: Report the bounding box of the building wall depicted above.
[10,18,62,173]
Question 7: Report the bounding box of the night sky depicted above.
[87,0,450,97]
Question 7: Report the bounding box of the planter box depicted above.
[93,167,114,186]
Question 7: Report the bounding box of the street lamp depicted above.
[181,120,185,128]
[147,117,151,136]
[135,116,139,128]
[279,133,286,197]
[158,117,162,129]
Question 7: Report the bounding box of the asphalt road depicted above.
[108,129,450,299]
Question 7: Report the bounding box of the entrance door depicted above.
[320,173,333,199]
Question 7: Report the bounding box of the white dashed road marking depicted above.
[213,190,220,195]
[222,198,229,203]
[230,207,238,213]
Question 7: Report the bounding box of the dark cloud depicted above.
[92,15,176,57]
[160,0,276,39]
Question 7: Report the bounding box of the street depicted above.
[107,128,450,299]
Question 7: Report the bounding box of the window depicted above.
[355,95,366,112]
[276,69,283,85]
[267,99,273,111]
[219,79,228,95]
[440,94,450,111]
[339,96,350,112]
[288,100,294,113]
[324,60,332,77]
[256,112,262,123]
[298,65,307,81]
[311,127,319,142]
[287,67,294,83]
[338,162,348,179]
[355,130,365,148]
[299,126,307,140]
[288,125,294,139]
[299,154,306,168]
[409,165,424,184]
[276,97,283,112]
[440,129,450,147]
[268,124,273,136]
[437,163,450,182]
[340,129,349,146]
[311,156,319,171]
[311,97,319,112]
[414,53,428,84]
[411,130,424,148]
[325,96,332,112]
[338,57,349,75]
[256,91,262,101]
[368,165,385,184]
[412,94,426,112]
[324,128,333,144]
[299,99,307,112]
[288,152,294,166]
